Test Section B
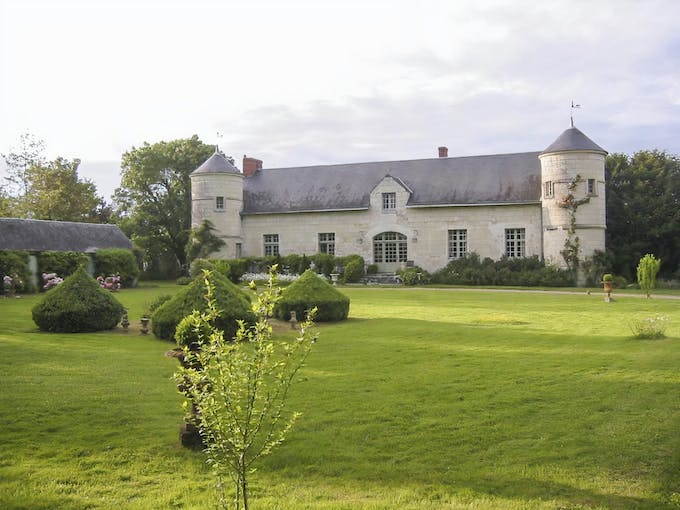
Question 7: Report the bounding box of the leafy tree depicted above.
[114,136,216,275]
[186,219,226,264]
[606,150,680,279]
[175,268,317,510]
[636,254,662,298]
[20,157,102,221]
[2,132,46,197]
[0,188,14,217]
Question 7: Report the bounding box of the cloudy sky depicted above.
[1,0,679,200]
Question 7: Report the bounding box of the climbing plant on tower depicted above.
[558,174,590,274]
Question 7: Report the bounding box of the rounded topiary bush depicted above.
[152,270,255,342]
[274,269,350,322]
[32,267,125,332]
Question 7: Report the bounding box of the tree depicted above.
[2,132,46,197]
[186,219,226,264]
[0,187,14,217]
[637,254,662,298]
[114,136,216,275]
[175,268,317,510]
[606,150,680,279]
[21,157,102,221]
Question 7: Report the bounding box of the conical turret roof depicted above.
[541,127,607,155]
[192,150,240,175]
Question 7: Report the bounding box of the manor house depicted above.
[190,126,607,273]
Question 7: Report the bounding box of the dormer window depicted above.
[382,192,396,211]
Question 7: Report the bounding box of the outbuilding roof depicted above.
[541,127,607,155]
[0,218,133,252]
[242,151,542,214]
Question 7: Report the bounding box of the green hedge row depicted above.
[430,254,574,287]
[0,249,139,292]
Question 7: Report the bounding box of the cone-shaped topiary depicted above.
[274,269,350,322]
[32,266,125,333]
[152,270,255,342]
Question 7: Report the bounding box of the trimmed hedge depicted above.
[151,270,255,342]
[274,269,350,322]
[0,250,35,293]
[32,267,125,332]
[93,248,140,287]
[431,253,573,287]
[37,251,89,281]
[189,258,231,280]
[339,255,365,283]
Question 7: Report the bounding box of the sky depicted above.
[1,0,679,200]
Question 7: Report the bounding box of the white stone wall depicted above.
[190,172,244,259]
[540,151,606,268]
[239,176,543,273]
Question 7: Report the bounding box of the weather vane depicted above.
[215,131,223,152]
[570,101,581,127]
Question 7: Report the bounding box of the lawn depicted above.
[1,283,679,509]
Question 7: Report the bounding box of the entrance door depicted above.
[373,231,407,272]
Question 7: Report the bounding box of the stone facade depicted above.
[190,126,606,273]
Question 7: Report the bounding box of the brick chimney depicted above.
[243,155,263,177]
[438,146,448,158]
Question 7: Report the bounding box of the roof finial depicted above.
[215,131,223,153]
[570,101,581,127]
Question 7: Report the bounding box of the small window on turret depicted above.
[587,179,596,196]
[543,181,554,198]
[215,196,225,210]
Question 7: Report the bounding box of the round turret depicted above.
[190,150,244,258]
[539,127,607,270]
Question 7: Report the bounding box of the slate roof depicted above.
[0,218,133,252]
[542,127,607,154]
[192,151,240,175]
[242,151,542,214]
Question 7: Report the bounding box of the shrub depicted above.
[32,267,125,333]
[431,253,573,287]
[274,269,350,322]
[93,249,140,287]
[310,253,335,276]
[342,257,365,283]
[636,254,662,298]
[189,259,217,278]
[37,251,88,280]
[629,315,669,339]
[281,254,311,275]
[398,267,430,285]
[189,259,232,280]
[225,258,249,283]
[145,294,173,317]
[0,250,34,293]
[176,276,192,285]
[366,264,378,275]
[152,270,255,342]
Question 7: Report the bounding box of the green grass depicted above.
[1,284,679,509]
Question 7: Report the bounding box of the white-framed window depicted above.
[448,229,467,259]
[215,196,225,210]
[373,231,407,263]
[382,192,396,211]
[318,232,335,255]
[543,181,554,198]
[505,228,526,258]
[587,178,596,195]
[263,234,279,256]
